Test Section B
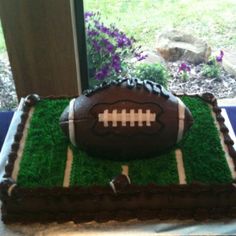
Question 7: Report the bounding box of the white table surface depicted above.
[0,98,236,236]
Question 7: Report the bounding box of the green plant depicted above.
[85,12,146,86]
[202,62,221,78]
[178,63,191,81]
[202,50,224,78]
[133,63,169,88]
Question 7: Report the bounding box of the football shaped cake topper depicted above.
[59,79,194,160]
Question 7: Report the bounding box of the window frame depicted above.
[74,0,89,92]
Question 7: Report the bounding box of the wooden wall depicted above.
[0,0,79,98]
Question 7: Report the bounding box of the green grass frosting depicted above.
[17,97,232,188]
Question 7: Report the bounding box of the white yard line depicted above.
[177,97,185,142]
[175,149,186,184]
[122,165,131,184]
[121,165,129,176]
[63,146,74,187]
[11,107,35,181]
[211,108,236,179]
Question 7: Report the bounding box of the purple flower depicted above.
[110,29,120,37]
[84,12,94,22]
[112,54,121,73]
[135,52,147,61]
[94,20,100,28]
[117,34,132,48]
[117,37,124,47]
[178,63,191,73]
[95,22,111,35]
[106,43,114,53]
[87,30,99,37]
[92,40,101,52]
[100,38,114,53]
[101,38,109,45]
[85,11,145,81]
[95,66,109,80]
[216,50,224,62]
[100,25,111,34]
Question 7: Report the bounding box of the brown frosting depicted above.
[60,79,193,160]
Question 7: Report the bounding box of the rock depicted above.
[156,30,211,65]
[140,51,165,64]
[222,49,236,77]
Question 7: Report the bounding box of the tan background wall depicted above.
[0,0,79,98]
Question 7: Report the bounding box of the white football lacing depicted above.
[98,109,156,127]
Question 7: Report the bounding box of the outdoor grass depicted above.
[17,97,232,188]
[1,1,235,53]
[179,96,232,184]
[84,0,236,51]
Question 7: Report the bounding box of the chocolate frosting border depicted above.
[1,87,236,223]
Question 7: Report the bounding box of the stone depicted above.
[222,49,236,77]
[140,51,165,64]
[156,30,211,65]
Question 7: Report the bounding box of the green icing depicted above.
[70,145,123,186]
[179,96,232,184]
[16,97,232,188]
[128,150,178,185]
[70,146,178,186]
[17,99,70,188]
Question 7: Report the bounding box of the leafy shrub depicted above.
[178,63,191,81]
[85,12,146,86]
[202,61,221,78]
[202,50,224,79]
[133,63,169,88]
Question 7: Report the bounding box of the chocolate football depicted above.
[59,79,193,160]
